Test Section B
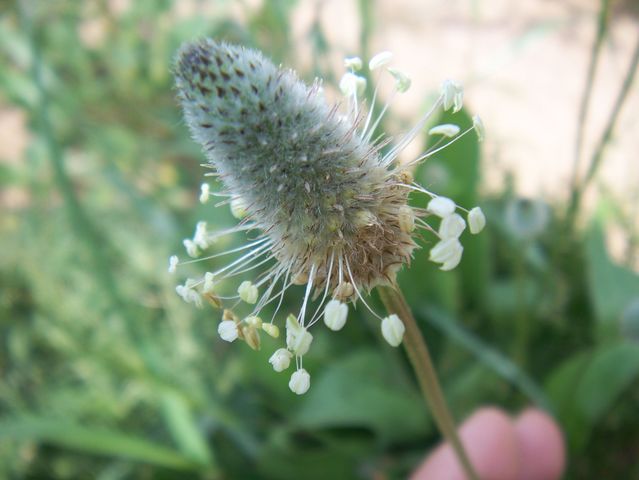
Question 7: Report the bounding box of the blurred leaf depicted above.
[546,342,639,451]
[160,390,215,467]
[293,350,431,443]
[0,417,200,471]
[487,279,540,317]
[258,428,367,480]
[420,306,550,408]
[576,342,639,422]
[545,351,592,451]
[585,222,639,338]
[621,298,639,342]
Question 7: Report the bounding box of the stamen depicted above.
[270,266,292,323]
[178,237,269,266]
[307,253,336,327]
[210,241,272,278]
[344,256,383,320]
[409,124,476,166]
[297,263,317,327]
[382,96,444,167]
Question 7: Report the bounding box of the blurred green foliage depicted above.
[1,1,638,479]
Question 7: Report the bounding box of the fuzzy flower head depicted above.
[170,40,485,394]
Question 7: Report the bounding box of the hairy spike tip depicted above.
[174,39,415,293]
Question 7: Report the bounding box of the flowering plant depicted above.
[170,40,484,400]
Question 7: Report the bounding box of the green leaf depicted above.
[258,428,368,480]
[576,342,639,422]
[0,417,200,471]
[160,390,214,467]
[545,351,592,451]
[545,342,639,451]
[585,223,639,338]
[293,350,431,443]
[421,306,550,409]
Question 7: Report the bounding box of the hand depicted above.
[411,407,565,480]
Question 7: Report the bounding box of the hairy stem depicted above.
[378,286,479,480]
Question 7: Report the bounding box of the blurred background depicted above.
[1,0,638,478]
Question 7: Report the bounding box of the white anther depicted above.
[289,368,311,395]
[269,348,292,372]
[441,79,463,113]
[439,213,466,239]
[218,320,238,342]
[193,221,209,249]
[168,255,178,274]
[199,183,210,203]
[381,314,405,347]
[323,300,348,331]
[238,280,258,304]
[285,314,312,355]
[429,238,464,271]
[183,239,199,258]
[203,272,215,293]
[428,124,461,138]
[472,115,485,142]
[175,281,203,308]
[468,206,486,234]
[289,327,313,356]
[369,51,393,70]
[427,196,456,218]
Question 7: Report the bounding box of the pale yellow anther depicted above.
[334,282,354,301]
[261,322,280,338]
[398,205,415,233]
[245,315,262,328]
[238,281,258,304]
[242,325,261,350]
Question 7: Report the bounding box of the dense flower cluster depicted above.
[170,40,484,394]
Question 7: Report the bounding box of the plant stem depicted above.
[570,0,610,194]
[378,286,479,480]
[567,29,639,225]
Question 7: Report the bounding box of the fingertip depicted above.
[411,407,520,480]
[514,408,566,480]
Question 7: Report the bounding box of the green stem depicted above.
[378,286,479,480]
[567,29,639,225]
[570,0,610,193]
